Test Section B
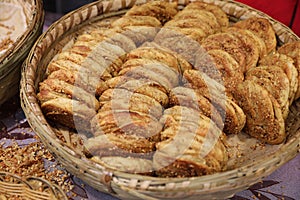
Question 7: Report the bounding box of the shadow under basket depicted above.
[20,0,300,199]
[0,0,44,105]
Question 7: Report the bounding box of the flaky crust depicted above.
[184,2,229,27]
[224,27,260,71]
[125,1,178,24]
[41,97,97,132]
[195,49,244,92]
[233,80,285,144]
[259,52,298,104]
[169,87,224,129]
[246,65,290,119]
[99,88,163,119]
[278,41,300,99]
[234,17,276,54]
[154,106,228,177]
[201,32,247,70]
[106,76,169,106]
[111,15,162,28]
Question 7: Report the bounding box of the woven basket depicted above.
[20,0,300,199]
[0,0,44,105]
[0,171,67,200]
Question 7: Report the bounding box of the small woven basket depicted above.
[0,0,44,105]
[20,0,300,199]
[0,171,67,200]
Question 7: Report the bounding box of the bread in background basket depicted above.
[0,0,44,105]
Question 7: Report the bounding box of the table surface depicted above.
[1,11,298,200]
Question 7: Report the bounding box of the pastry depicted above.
[278,41,300,99]
[184,2,229,27]
[233,80,285,144]
[106,76,169,106]
[259,52,298,104]
[125,1,178,24]
[200,32,248,71]
[233,17,277,54]
[245,65,290,119]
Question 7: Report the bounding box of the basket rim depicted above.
[0,0,44,66]
[20,0,300,193]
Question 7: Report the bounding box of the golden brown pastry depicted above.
[91,110,162,140]
[154,28,203,65]
[184,2,229,27]
[106,76,169,107]
[259,52,298,105]
[84,133,156,155]
[141,42,193,73]
[159,27,207,43]
[125,46,181,73]
[164,18,215,35]
[183,70,246,134]
[173,9,220,31]
[47,57,112,81]
[111,15,162,28]
[225,27,267,59]
[38,78,100,110]
[47,69,108,97]
[223,27,260,71]
[41,97,97,132]
[233,80,285,144]
[195,49,244,92]
[169,86,224,129]
[119,60,179,91]
[99,88,163,119]
[121,26,159,46]
[125,1,178,24]
[278,41,300,99]
[154,106,228,177]
[245,65,290,119]
[55,41,126,78]
[88,28,137,52]
[233,17,277,54]
[200,32,247,71]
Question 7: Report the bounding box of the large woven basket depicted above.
[20,0,300,199]
[0,0,44,105]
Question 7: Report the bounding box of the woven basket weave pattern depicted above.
[0,171,67,200]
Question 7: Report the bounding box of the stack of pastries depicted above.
[37,1,300,177]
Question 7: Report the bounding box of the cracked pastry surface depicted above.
[125,1,178,24]
[278,41,300,99]
[184,1,229,27]
[153,106,228,177]
[233,17,277,54]
[200,32,247,71]
[246,66,290,119]
[259,52,298,104]
[233,80,285,144]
